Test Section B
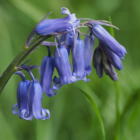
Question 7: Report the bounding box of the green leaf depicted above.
[78,88,105,140]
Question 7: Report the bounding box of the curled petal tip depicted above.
[12,103,18,115]
[42,109,50,120]
[61,7,70,15]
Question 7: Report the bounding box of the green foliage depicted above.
[0,0,140,140]
[79,87,105,140]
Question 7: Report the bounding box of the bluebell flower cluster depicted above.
[12,7,126,120]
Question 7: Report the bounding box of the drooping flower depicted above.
[12,79,30,119]
[40,46,56,97]
[21,79,50,120]
[71,33,89,82]
[99,42,122,70]
[54,45,77,84]
[72,33,84,76]
[93,46,118,81]
[88,23,127,58]
[12,68,50,120]
[53,40,77,90]
[93,47,104,78]
[35,7,80,36]
[84,31,95,76]
[102,55,118,81]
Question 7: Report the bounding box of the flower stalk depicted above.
[0,35,51,94]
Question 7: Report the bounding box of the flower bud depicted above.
[93,47,104,78]
[100,42,122,70]
[103,56,118,81]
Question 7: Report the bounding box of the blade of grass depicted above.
[109,16,120,140]
[79,88,105,140]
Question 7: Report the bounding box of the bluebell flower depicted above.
[84,31,95,76]
[71,33,89,82]
[93,47,104,78]
[93,46,118,81]
[35,7,79,36]
[60,32,74,55]
[21,79,50,120]
[40,46,56,97]
[99,42,122,70]
[72,33,84,77]
[53,45,77,90]
[102,55,118,81]
[12,80,30,119]
[10,8,127,121]
[89,24,127,58]
[12,69,50,120]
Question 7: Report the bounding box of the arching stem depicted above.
[0,35,51,94]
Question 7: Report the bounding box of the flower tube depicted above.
[84,31,95,75]
[40,46,56,97]
[12,80,30,119]
[53,39,77,89]
[71,33,89,82]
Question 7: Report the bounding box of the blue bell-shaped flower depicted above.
[21,80,50,120]
[12,80,30,119]
[71,33,89,82]
[93,46,118,81]
[53,42,77,89]
[35,7,79,36]
[102,55,118,81]
[99,42,122,70]
[40,46,56,97]
[93,47,104,78]
[84,31,95,76]
[89,24,127,58]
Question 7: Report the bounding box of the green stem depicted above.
[0,35,51,94]
[115,81,120,140]
[109,17,120,140]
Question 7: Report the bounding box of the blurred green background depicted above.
[0,0,139,140]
